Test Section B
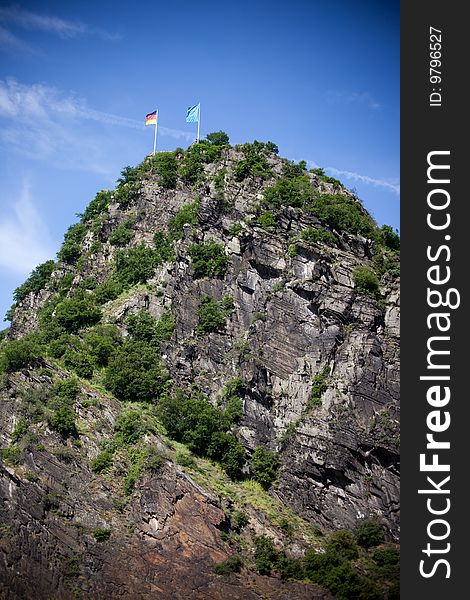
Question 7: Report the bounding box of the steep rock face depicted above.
[1,145,399,596]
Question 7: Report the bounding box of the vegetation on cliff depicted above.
[0,132,399,599]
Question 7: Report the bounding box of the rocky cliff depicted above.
[0,139,400,599]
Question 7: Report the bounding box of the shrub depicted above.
[232,510,249,529]
[229,222,243,236]
[175,450,197,468]
[114,409,147,445]
[91,450,114,474]
[233,141,272,181]
[213,555,243,575]
[145,446,164,472]
[352,266,380,297]
[1,336,41,372]
[153,231,174,262]
[196,296,227,333]
[207,431,245,479]
[264,175,313,208]
[109,218,135,246]
[126,311,158,342]
[264,141,279,154]
[12,260,55,305]
[301,227,337,246]
[355,519,385,548]
[167,200,199,241]
[11,417,28,442]
[154,152,178,189]
[154,310,176,342]
[1,446,21,466]
[53,294,101,333]
[103,340,169,403]
[49,405,77,438]
[179,145,204,184]
[282,160,307,179]
[93,528,111,541]
[379,225,400,251]
[325,530,359,561]
[257,210,276,231]
[221,378,244,424]
[117,165,140,186]
[206,131,230,146]
[57,223,87,264]
[189,241,228,279]
[310,369,328,408]
[249,447,280,489]
[63,349,94,379]
[322,562,379,600]
[158,390,245,476]
[93,276,124,304]
[82,190,112,222]
[308,193,377,238]
[126,310,175,345]
[53,378,80,401]
[372,546,399,567]
[84,325,122,367]
[114,182,140,208]
[253,535,278,575]
[115,244,158,287]
[277,555,305,581]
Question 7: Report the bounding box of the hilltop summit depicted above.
[0,136,400,599]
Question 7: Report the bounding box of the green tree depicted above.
[355,519,385,548]
[49,405,77,438]
[54,293,101,333]
[82,190,112,222]
[1,336,41,372]
[115,244,158,287]
[325,530,359,561]
[12,260,55,305]
[253,535,278,575]
[379,225,400,251]
[109,218,135,246]
[154,152,178,189]
[57,223,87,264]
[104,340,169,403]
[352,266,380,297]
[114,409,147,445]
[189,241,228,279]
[206,131,230,146]
[249,447,280,489]
[196,295,227,333]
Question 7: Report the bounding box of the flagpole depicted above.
[153,109,158,155]
[197,103,200,143]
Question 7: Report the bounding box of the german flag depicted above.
[145,111,157,125]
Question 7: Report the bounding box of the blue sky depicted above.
[0,0,399,323]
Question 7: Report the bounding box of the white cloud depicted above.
[0,78,194,143]
[0,181,55,275]
[324,90,382,111]
[303,160,399,195]
[325,167,400,195]
[0,79,195,182]
[0,23,35,52]
[0,5,119,41]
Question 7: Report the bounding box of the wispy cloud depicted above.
[326,167,399,194]
[0,4,120,42]
[0,79,194,179]
[0,180,55,275]
[0,78,193,141]
[304,160,399,195]
[0,23,35,53]
[324,90,382,111]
